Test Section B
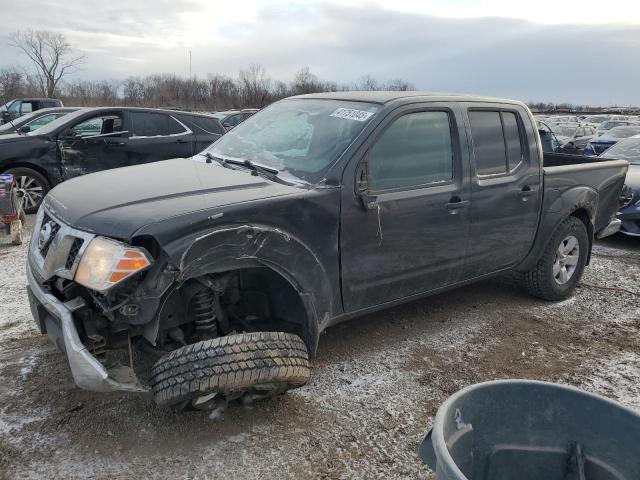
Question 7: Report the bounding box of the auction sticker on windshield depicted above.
[330,108,375,122]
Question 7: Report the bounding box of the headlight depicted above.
[74,237,151,292]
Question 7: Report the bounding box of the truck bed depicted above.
[542,152,628,234]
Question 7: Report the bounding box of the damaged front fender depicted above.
[161,223,334,355]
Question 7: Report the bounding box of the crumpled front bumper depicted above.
[26,261,147,393]
[596,218,622,239]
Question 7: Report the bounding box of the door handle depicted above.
[520,185,536,201]
[445,197,470,214]
[175,138,188,144]
[108,141,125,146]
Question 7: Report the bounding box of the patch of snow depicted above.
[579,351,640,412]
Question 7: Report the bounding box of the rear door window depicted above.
[469,110,525,176]
[468,111,507,176]
[368,111,454,191]
[130,112,173,137]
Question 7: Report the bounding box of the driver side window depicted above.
[70,114,123,137]
[368,111,454,192]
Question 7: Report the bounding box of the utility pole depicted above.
[189,50,193,111]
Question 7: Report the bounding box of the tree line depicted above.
[0,62,414,111]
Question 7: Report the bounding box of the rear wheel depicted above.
[149,331,311,409]
[522,216,589,301]
[5,167,50,214]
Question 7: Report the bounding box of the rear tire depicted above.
[522,216,589,301]
[150,331,311,408]
[5,167,50,214]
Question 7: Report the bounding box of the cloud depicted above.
[1,1,639,105]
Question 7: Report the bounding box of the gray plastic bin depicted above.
[420,380,640,480]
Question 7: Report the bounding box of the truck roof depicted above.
[292,91,526,107]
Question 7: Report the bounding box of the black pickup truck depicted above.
[26,92,628,411]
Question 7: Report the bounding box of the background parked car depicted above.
[595,119,639,136]
[600,136,640,236]
[551,123,597,152]
[0,107,225,212]
[585,126,640,156]
[546,115,580,125]
[582,115,611,127]
[210,109,259,131]
[0,107,79,135]
[0,98,64,124]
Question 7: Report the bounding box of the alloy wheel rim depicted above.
[553,235,580,285]
[14,175,44,210]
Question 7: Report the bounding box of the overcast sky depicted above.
[2,0,640,105]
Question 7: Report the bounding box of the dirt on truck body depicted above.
[25,92,628,413]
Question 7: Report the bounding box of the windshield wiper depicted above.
[224,158,279,176]
[202,152,232,168]
[201,152,298,185]
[202,153,278,176]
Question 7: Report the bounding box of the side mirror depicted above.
[19,125,31,133]
[222,123,232,130]
[538,129,548,137]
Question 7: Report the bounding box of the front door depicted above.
[340,106,471,312]
[58,111,129,178]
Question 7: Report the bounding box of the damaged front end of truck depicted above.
[26,198,330,408]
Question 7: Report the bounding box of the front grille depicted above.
[29,208,95,282]
[65,238,84,270]
[39,213,61,257]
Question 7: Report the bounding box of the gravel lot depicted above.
[1,217,639,479]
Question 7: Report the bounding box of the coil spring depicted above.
[192,287,217,332]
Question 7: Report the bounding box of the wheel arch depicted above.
[516,186,597,272]
[1,161,54,187]
[162,223,334,356]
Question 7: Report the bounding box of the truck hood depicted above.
[44,158,301,239]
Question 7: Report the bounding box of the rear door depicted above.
[340,104,471,311]
[123,111,195,164]
[461,105,542,279]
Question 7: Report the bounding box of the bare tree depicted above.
[238,64,271,108]
[384,78,414,91]
[7,29,86,97]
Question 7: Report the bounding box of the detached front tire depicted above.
[522,216,589,301]
[150,331,311,409]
